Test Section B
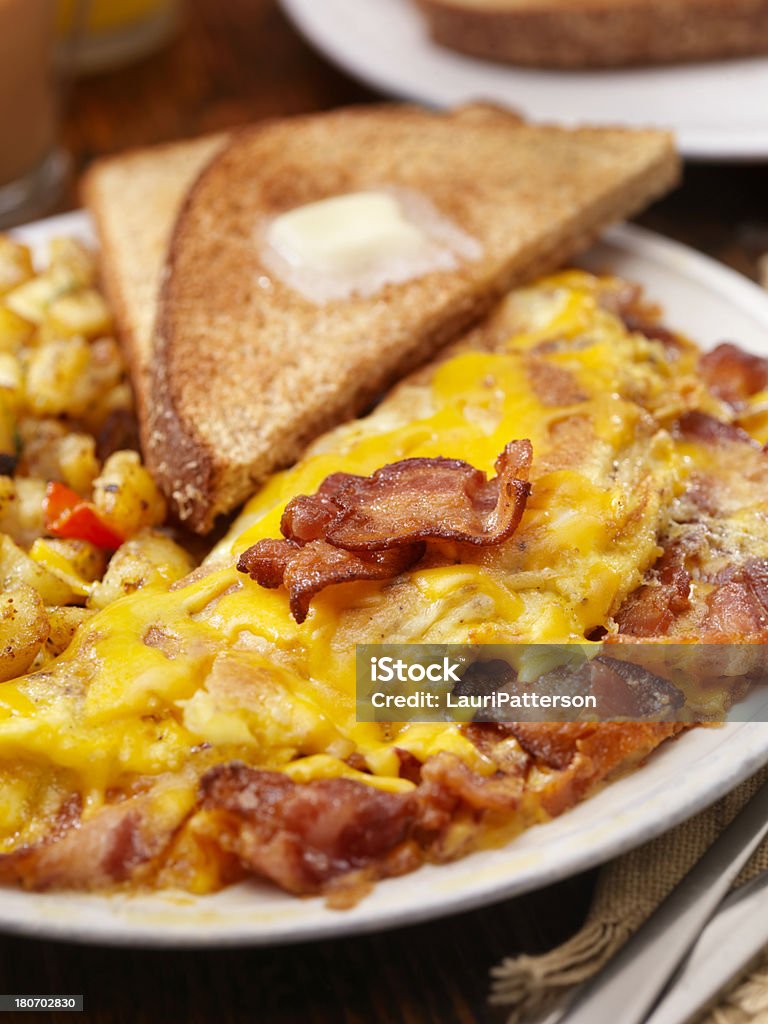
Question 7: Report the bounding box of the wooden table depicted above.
[4,2,766,1021]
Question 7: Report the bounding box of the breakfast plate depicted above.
[280,0,768,162]
[3,210,768,947]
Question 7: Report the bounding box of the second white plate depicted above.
[281,0,768,161]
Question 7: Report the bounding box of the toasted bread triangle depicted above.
[417,0,768,68]
[87,104,679,532]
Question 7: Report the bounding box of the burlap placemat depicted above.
[490,764,768,1024]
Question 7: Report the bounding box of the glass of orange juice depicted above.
[0,0,69,228]
[57,0,181,74]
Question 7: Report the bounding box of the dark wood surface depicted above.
[0,874,593,1024]
[4,2,766,1021]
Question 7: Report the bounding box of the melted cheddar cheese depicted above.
[0,272,716,859]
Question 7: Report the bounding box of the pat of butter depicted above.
[268,192,429,275]
[261,188,481,304]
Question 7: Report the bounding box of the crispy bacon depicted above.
[616,410,768,648]
[621,314,681,350]
[700,342,768,408]
[238,539,424,624]
[597,280,681,351]
[324,440,532,551]
[455,655,683,722]
[238,441,532,622]
[705,560,768,638]
[0,794,182,891]
[199,764,417,894]
[588,657,685,719]
[415,753,523,836]
[612,543,692,637]
[504,722,685,816]
[279,472,360,543]
[676,410,757,448]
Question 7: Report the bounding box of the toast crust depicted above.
[417,0,768,67]
[80,134,229,425]
[147,104,678,532]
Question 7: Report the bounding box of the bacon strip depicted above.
[704,559,768,638]
[700,342,768,408]
[676,409,757,448]
[0,794,183,891]
[324,440,532,551]
[615,412,768,647]
[199,763,417,895]
[621,314,681,350]
[502,722,685,816]
[596,279,681,351]
[612,542,692,638]
[280,472,361,544]
[238,441,532,622]
[239,539,424,624]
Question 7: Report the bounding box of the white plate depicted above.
[280,0,768,162]
[4,210,768,948]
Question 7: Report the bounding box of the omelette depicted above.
[1,270,766,903]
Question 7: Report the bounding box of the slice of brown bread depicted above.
[148,103,678,532]
[81,133,228,421]
[416,0,768,68]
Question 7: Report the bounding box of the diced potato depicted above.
[17,421,99,493]
[0,305,34,352]
[0,535,79,606]
[4,266,80,325]
[33,537,106,582]
[16,417,66,480]
[0,583,48,681]
[92,450,166,538]
[0,235,191,672]
[58,433,100,493]
[48,238,96,288]
[89,529,194,610]
[27,335,125,423]
[28,538,96,599]
[25,336,91,416]
[0,477,45,547]
[43,288,112,340]
[90,336,124,382]
[44,606,93,657]
[0,352,22,405]
[0,237,34,296]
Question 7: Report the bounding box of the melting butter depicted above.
[261,188,482,304]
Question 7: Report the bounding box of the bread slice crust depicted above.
[417,0,768,67]
[148,103,678,532]
[81,133,229,426]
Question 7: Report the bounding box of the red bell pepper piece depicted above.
[44,482,125,551]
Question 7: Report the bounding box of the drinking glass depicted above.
[0,0,69,228]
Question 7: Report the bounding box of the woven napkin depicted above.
[490,764,768,1024]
